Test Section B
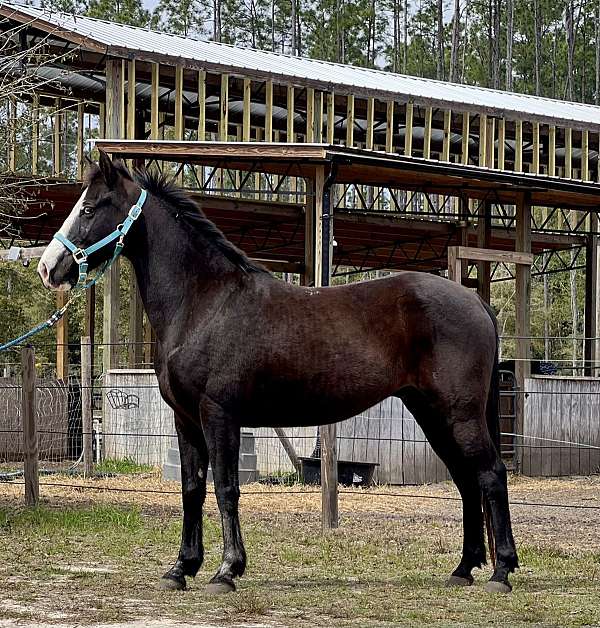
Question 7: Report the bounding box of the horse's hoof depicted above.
[206,580,236,594]
[484,580,512,594]
[446,575,473,587]
[159,576,186,591]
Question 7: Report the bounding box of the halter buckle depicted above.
[72,248,88,264]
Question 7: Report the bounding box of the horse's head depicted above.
[38,150,142,290]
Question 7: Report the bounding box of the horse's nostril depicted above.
[38,260,49,282]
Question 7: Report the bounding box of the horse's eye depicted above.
[81,205,95,216]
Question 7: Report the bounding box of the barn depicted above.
[1,1,600,483]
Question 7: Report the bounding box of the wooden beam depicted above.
[386,101,394,153]
[197,69,206,141]
[306,87,315,143]
[423,106,432,159]
[345,94,354,147]
[175,65,184,140]
[316,91,324,143]
[56,291,68,381]
[129,268,144,368]
[287,85,295,142]
[442,109,451,162]
[151,63,159,140]
[404,103,413,156]
[127,60,136,140]
[515,192,532,473]
[366,97,375,150]
[461,112,469,165]
[449,245,534,266]
[497,118,505,170]
[21,347,38,507]
[120,60,126,139]
[477,200,491,302]
[582,130,589,181]
[242,78,251,142]
[565,127,573,178]
[265,80,273,142]
[81,336,93,477]
[478,113,487,167]
[220,73,229,141]
[549,125,556,176]
[515,119,523,171]
[532,121,540,174]
[585,220,599,375]
[327,92,335,144]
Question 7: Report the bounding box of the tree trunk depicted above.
[403,0,408,73]
[436,0,444,80]
[506,0,513,89]
[291,0,297,55]
[213,0,221,42]
[534,0,542,95]
[449,0,460,82]
[491,0,500,89]
[596,0,600,104]
[565,0,575,100]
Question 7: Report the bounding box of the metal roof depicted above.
[4,1,600,131]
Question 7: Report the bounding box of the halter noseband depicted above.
[53,188,147,289]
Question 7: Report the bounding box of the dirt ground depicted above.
[1,473,600,627]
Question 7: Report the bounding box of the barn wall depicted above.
[523,376,600,476]
[103,370,174,465]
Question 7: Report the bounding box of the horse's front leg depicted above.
[200,396,246,594]
[160,418,208,591]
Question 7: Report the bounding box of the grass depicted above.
[94,457,155,475]
[1,494,600,627]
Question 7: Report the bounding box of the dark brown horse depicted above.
[38,152,518,594]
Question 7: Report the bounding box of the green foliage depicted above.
[95,457,155,474]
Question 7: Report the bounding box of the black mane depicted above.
[133,168,269,275]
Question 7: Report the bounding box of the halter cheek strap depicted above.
[53,188,147,289]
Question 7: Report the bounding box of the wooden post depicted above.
[549,125,556,176]
[151,63,160,140]
[306,87,315,143]
[515,193,531,473]
[81,336,94,477]
[461,112,470,165]
[477,202,491,303]
[242,78,251,142]
[478,113,487,166]
[313,164,338,530]
[22,346,38,507]
[56,291,68,380]
[220,74,229,141]
[423,106,432,159]
[497,118,505,170]
[442,109,451,162]
[346,94,354,147]
[129,272,144,367]
[265,80,273,142]
[197,70,206,140]
[515,120,523,171]
[366,97,375,150]
[103,59,123,373]
[385,101,394,153]
[585,224,598,376]
[404,103,414,156]
[273,427,301,472]
[326,92,335,144]
[565,127,573,178]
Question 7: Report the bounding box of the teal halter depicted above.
[53,188,147,289]
[0,188,148,353]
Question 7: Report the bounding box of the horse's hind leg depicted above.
[401,390,486,587]
[160,417,208,591]
[200,396,246,594]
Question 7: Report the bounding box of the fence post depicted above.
[320,423,338,530]
[81,336,93,478]
[21,346,38,507]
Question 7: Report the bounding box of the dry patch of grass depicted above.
[0,476,599,626]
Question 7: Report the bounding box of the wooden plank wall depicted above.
[523,376,600,476]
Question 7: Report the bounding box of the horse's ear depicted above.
[98,149,118,188]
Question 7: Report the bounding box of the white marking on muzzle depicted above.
[38,188,87,290]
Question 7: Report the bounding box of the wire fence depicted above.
[1,340,600,515]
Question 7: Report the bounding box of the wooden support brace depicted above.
[243,78,251,142]
[22,346,38,507]
[265,80,273,142]
[385,101,394,153]
[151,63,160,140]
[346,94,354,147]
[366,97,375,150]
[327,92,335,144]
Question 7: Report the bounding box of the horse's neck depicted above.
[126,207,238,342]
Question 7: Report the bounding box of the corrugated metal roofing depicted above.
[4,1,600,131]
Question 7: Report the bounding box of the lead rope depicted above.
[0,189,147,353]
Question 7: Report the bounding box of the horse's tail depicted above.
[482,301,500,568]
